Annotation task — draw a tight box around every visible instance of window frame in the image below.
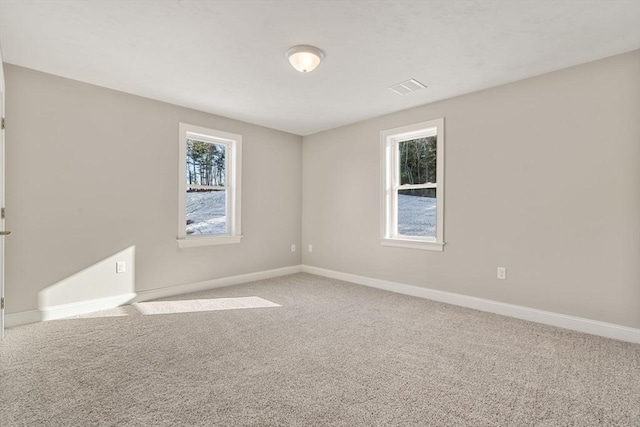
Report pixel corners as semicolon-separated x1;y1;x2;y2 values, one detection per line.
380;118;445;251
177;123;242;248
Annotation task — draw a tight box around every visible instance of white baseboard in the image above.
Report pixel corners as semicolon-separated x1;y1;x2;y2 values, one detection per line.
41;293;138;321
5;309;41;328
134;265;302;303
5;293;138;327
301;265;640;344
4;265;302;328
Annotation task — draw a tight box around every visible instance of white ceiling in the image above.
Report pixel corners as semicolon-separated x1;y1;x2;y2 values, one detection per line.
1;1;638;136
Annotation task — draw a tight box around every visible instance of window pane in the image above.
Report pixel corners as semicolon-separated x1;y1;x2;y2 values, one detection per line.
397;188;436;238
186;139;226;186
399;136;437;185
186;189;226;235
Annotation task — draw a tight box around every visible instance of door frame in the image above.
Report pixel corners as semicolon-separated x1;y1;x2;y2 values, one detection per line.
0;51;6;339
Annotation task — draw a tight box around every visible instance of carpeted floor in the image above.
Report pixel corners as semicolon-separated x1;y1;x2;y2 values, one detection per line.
1;273;639;426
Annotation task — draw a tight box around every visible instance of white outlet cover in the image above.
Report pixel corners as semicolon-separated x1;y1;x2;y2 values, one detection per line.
116;261;126;273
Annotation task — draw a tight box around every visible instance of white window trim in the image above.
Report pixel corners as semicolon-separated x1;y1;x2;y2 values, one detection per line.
380;118;445;251
177;123;242;248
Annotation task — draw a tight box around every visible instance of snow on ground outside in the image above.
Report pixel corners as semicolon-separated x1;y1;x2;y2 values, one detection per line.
186;191;435;237
186;191;226;235
398;195;436;238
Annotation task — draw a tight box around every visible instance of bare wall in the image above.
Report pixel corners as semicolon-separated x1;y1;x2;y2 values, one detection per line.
5;64;302;314
302;50;640;328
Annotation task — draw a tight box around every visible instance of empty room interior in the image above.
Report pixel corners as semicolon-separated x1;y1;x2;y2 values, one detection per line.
1;1;639;426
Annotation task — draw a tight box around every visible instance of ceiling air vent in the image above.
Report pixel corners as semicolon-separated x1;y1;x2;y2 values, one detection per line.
388;78;427;95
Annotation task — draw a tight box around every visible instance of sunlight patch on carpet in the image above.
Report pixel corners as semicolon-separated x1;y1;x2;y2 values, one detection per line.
133;296;281;315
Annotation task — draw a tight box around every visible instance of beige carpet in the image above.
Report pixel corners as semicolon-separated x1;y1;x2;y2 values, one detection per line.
1;273;639;426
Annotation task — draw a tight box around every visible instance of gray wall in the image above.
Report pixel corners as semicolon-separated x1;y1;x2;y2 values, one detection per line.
5;65;302;314
302;51;640;328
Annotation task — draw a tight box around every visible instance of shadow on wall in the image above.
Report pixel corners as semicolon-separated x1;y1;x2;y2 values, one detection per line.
38;246;137;320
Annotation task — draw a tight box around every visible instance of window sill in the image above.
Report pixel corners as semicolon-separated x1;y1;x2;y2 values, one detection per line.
177;235;242;248
380;238;444;252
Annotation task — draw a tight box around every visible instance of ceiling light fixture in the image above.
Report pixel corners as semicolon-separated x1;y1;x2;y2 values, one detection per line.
286;45;324;73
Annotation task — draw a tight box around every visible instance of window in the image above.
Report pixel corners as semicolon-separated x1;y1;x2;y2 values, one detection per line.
381;118;444;251
178;123;242;247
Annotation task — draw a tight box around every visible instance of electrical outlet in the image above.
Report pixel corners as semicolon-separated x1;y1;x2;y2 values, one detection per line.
116;261;126;274
497;267;507;280
308;244;313;252
291;244;296;252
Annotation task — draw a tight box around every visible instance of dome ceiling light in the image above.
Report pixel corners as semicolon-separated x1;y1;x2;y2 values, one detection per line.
286;45;325;73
